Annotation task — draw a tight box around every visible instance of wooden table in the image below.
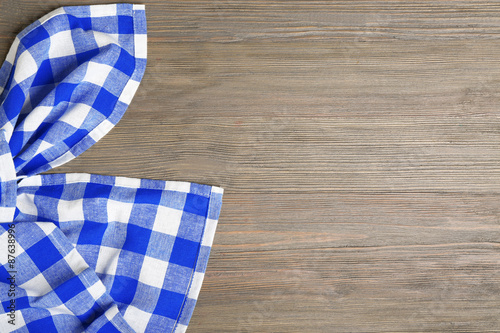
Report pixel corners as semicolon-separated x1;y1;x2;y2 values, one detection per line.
2;1;499;332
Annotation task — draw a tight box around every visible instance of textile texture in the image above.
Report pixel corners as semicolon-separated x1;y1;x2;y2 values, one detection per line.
0;4;223;333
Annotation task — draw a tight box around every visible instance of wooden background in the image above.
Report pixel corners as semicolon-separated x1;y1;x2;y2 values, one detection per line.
2;1;500;332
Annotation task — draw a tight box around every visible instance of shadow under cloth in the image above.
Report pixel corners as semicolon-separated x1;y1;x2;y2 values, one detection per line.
0;4;223;332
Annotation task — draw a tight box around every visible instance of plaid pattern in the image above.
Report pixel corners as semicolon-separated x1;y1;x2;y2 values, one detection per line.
0;4;223;333
0;3;147;177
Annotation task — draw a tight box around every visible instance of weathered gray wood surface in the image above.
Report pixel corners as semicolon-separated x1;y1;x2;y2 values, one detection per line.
2;1;500;332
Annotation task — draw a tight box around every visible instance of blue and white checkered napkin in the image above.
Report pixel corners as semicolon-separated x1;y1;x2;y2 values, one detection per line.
0;4;223;332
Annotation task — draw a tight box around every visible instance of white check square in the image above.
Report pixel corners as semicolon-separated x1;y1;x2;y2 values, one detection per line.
95;246;120;275
152;206;183;236
90;4;117;18
14;51;37;83
19;273;52;297
124;305;152;332
107;200;134;223
83;62;113;87
59;103;92;129
138;255;168;289
49;30;76;58
58;199;84;222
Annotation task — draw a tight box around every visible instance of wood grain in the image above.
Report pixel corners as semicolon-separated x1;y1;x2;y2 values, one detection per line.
2;1;500;332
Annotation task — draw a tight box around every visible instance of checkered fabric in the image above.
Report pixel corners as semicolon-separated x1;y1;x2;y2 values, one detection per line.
0;4;223;333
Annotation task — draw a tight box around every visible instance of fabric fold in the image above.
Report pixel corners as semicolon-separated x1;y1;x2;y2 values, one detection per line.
0;3;147;177
0;4;222;333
